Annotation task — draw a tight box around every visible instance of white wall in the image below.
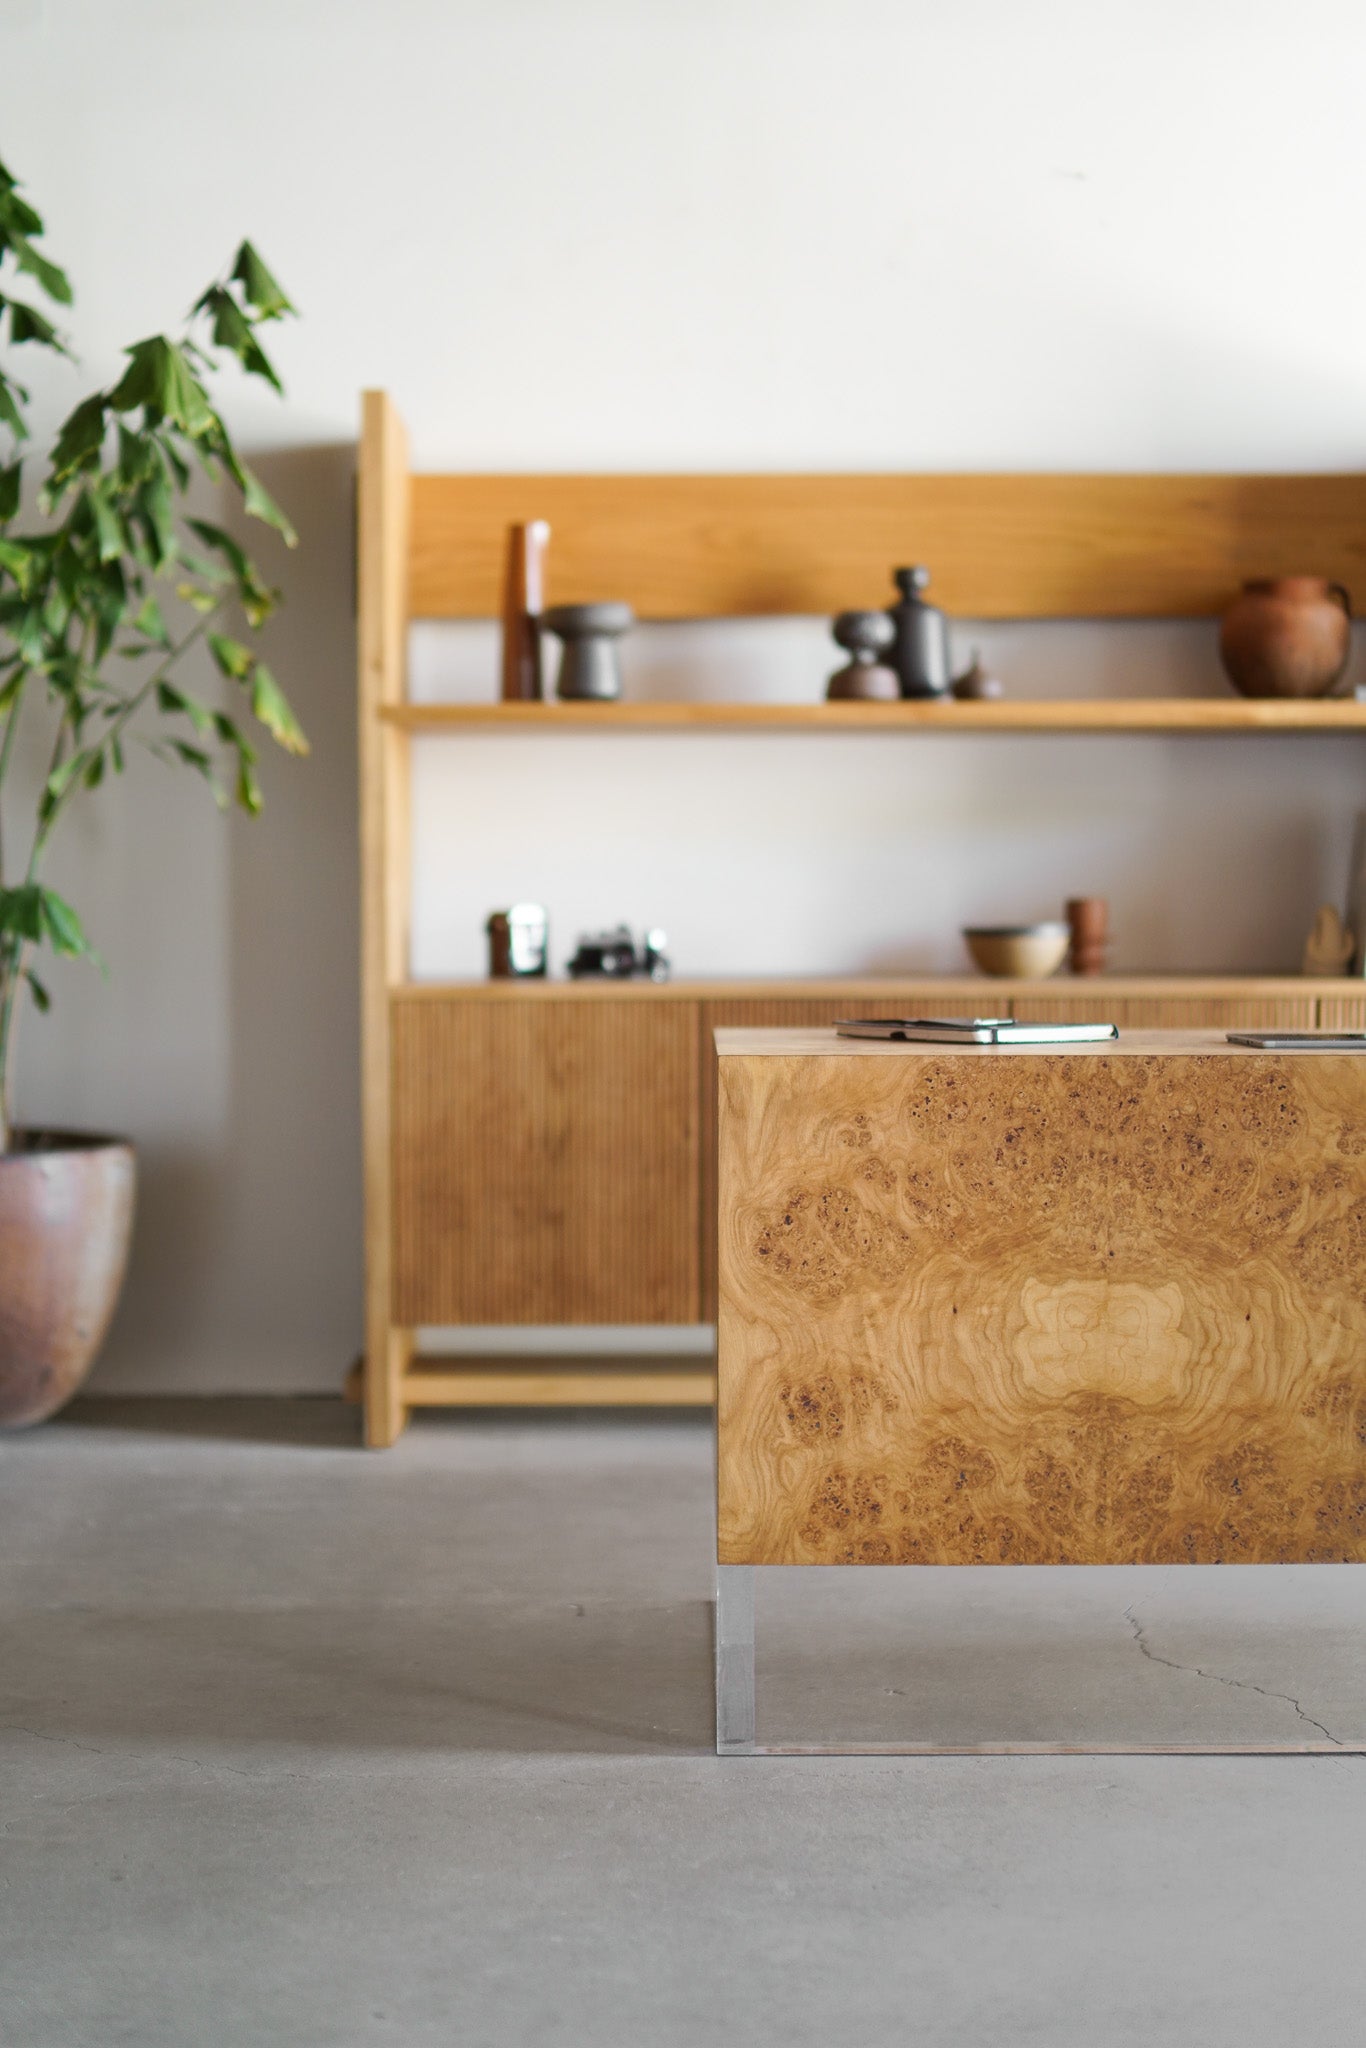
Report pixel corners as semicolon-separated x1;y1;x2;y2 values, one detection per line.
4;0;1366;1390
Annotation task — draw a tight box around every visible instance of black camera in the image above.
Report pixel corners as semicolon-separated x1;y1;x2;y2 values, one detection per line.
566;925;670;982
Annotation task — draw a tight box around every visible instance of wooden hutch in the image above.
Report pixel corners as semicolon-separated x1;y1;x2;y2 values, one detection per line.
358;389;1366;1444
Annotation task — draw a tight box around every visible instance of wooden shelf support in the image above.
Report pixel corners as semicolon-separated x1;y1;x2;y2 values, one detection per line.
359;391;414;1446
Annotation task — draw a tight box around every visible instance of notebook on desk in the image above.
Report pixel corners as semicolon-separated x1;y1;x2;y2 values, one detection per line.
835;1017;1119;1045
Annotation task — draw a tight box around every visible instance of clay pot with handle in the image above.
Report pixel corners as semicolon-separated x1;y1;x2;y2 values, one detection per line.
1219;577;1352;700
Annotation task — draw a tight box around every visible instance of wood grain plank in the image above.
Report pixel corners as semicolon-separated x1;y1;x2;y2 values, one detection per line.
403;1360;715;1406
358;391;413;1446
382;698;1366;731
408;472;1366;621
717;1042;1366;1565
391;995;700;1324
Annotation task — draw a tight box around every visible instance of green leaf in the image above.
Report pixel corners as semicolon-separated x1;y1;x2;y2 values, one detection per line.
38;887;89;957
186;516;249;579
47;395;106;484
240;465;296;546
249;662;308;755
84;751;104;789
236;752;262;814
88;486;126;564
0;377;27;440
229;242;294;319
9;234;72;307
134;593;171;648
108;337;213;435
186;517;276;625
0;536;32;583
137;467;175;568
42;749;94;813
176;580;220;614
208;631;253;680
6;298;61;348
157;680;212;734
0;883;42;941
24;966;50;1013
213;709;256;759
0;459;20;520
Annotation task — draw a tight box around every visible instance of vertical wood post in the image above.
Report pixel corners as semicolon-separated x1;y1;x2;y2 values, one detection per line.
358;391;413;1445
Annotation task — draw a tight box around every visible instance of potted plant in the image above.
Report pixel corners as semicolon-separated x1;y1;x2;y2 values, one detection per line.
0;158;307;1426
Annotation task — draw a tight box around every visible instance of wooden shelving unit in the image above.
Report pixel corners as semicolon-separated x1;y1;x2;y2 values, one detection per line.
385;698;1366;733
357;389;1366;1444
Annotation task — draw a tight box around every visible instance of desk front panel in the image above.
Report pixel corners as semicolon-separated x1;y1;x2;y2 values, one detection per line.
717;1047;1366;1566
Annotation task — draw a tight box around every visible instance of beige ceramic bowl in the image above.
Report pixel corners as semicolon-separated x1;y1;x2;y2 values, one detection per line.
963;923;1069;979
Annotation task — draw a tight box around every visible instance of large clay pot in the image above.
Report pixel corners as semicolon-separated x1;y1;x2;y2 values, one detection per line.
1219;576;1352;699
0;1133;136;1428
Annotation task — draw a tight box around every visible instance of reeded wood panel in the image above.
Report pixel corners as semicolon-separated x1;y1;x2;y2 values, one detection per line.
1317;992;1366;1030
1011;993;1319;1030
408;472;1366;621
717;1039;1366;1566
391;997;699;1324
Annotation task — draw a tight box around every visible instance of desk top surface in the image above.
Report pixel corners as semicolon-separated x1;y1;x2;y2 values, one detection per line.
713;1026;1359;1059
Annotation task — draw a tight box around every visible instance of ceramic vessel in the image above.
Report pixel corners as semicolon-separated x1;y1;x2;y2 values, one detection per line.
963;924;1070;979
0;1133;136;1428
1219;577;1351;700
543;602;634;701
887;566;952;699
826;610;900;701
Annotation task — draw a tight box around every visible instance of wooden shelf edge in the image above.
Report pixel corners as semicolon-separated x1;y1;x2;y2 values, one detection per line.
381;698;1366;734
402;1358;717;1408
391;975;1358;1001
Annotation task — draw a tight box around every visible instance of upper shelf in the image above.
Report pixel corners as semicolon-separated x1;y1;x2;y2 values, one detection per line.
382;698;1366;734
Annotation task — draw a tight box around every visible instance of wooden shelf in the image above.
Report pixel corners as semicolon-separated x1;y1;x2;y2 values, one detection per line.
382;698;1366;734
392;975;1344;1002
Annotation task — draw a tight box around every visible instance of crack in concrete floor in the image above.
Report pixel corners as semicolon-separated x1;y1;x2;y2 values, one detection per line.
1122;1606;1350;1749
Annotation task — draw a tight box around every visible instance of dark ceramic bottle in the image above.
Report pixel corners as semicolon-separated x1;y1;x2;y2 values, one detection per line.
887;566;951;698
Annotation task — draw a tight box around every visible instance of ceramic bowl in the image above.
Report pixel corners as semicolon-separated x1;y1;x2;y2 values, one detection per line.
963;923;1069;979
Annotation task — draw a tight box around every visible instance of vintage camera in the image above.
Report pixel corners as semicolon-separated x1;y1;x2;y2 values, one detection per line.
566;925;670;982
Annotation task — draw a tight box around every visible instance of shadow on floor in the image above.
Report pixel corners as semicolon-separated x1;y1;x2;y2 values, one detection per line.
1;1597;718;1758
56;1396;362;1450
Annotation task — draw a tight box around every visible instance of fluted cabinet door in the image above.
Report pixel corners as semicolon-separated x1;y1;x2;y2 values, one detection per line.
390;996;700;1324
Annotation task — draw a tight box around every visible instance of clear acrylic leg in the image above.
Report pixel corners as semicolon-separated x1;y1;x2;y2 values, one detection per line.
715;1565;756;1754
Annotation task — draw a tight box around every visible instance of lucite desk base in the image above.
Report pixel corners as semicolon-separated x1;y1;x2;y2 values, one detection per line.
715;1566;1366;1756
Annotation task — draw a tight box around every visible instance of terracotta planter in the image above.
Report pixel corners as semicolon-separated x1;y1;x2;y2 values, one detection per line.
0;1132;136;1428
1219;576;1352;700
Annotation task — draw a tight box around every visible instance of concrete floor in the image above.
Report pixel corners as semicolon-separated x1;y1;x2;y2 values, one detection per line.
2;1402;1365;2047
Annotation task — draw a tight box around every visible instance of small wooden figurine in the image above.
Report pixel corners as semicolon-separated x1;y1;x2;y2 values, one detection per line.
1302;903;1355;976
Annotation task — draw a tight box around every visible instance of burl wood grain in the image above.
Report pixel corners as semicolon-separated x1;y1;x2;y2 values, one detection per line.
717;1049;1366;1565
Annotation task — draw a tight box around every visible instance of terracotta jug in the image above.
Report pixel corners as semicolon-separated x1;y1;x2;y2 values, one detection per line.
1219;576;1351;700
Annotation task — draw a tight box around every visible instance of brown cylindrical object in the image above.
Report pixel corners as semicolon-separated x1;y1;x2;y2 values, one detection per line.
1067;897;1109;976
0;1134;136;1428
1218;576;1351;701
500;520;550;701
486;911;513;977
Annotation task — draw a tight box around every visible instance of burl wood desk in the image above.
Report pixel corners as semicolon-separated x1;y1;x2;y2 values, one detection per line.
714;1028;1366;1754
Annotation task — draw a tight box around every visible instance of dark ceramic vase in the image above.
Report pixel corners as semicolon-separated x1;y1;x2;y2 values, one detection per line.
0;1132;136;1428
1219;577;1351;700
